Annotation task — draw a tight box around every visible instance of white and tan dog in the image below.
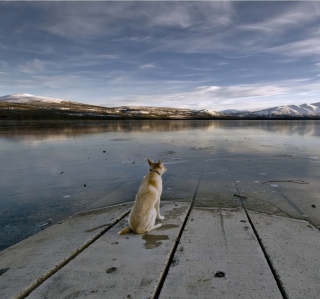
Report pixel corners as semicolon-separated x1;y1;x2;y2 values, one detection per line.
118;159;167;235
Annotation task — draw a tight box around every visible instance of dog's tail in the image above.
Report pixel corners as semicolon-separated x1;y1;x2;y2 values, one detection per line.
118;226;132;235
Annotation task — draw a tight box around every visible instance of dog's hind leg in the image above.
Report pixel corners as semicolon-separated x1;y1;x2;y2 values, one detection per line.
145;208;162;233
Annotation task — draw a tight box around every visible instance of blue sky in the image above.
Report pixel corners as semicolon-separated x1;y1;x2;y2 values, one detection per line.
1;1;320;111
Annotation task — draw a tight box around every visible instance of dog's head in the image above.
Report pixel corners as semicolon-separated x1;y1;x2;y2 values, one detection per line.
148;159;167;175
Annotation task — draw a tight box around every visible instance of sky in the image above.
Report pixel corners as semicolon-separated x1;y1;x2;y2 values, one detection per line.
1;1;320;111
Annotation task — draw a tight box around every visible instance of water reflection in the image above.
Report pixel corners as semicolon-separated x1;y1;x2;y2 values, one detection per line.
1;120;320;142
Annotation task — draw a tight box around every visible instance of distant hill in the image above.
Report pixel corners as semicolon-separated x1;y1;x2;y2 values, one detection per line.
1;94;319;120
0;94;66;104
0;94;121;120
0;94;225;120
219;109;250;115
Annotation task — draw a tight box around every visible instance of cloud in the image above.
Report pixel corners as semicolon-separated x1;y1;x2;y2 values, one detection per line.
0;61;8;68
236;2;320;58
99;78;320;111
150;1;234;29
184;83;291;106
19;1;234;40
19;59;46;74
55;54;119;70
265;37;320;58
149;2;320;58
2;1;319;60
239;2;320;35
194;86;221;94
218;84;289;98
139;64;157;69
37;2;128;38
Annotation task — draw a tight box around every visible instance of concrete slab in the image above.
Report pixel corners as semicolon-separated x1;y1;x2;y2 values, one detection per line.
0;203;131;299
162;161;202;202
194;160;242;209
249;211;320;299
159;207;282;299
229;158;307;219
230;157;320;225
28;202;190;299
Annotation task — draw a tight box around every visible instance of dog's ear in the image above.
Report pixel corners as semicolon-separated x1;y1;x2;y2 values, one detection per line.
148;159;153;166
157;160;163;166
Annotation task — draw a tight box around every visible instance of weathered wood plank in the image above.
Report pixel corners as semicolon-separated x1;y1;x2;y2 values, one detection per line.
27;202;190;299
159;207;282;299
0;203;131;299
249;211;320;299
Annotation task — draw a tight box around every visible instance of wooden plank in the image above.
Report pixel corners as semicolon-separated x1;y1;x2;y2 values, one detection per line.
0;203;131;299
28;202;190;299
159;208;282;299
249;211;320;299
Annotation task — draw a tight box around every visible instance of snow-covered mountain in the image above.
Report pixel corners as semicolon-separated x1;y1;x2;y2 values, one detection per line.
220;102;320;118
0;94;65;104
252;103;320;117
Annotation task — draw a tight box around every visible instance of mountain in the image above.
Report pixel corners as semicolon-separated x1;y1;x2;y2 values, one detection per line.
0;94;65;104
115;106;223;119
1;94;319;120
251;103;320;117
0;94;225;120
219;109;250;115
220;103;320;119
0;94;123;120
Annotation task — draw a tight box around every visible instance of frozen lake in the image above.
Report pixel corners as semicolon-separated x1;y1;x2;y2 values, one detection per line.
1;120;320;251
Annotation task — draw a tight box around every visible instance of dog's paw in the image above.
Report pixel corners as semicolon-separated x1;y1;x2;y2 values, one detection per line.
158;215;165;220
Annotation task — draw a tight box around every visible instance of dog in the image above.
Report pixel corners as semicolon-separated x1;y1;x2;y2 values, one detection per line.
118;159;167;235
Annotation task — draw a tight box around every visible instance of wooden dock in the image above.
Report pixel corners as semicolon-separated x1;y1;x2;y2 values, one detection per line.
1;201;319;299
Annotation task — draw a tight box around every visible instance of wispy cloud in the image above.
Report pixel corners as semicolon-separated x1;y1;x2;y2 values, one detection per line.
194;86;221;94
31;2;233;39
237;2;320;58
239;2;320;34
150;2;320;58
139;64;158;69
19;59;46;74
266;36;320;58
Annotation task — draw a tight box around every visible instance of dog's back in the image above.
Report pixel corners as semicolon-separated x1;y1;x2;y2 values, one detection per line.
118;159;166;235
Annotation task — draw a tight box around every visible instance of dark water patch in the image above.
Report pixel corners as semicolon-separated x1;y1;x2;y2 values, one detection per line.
163;205;189;218
195;199;240;209
158;224;179;231
0;267;10;276
243;198;302;219
142;234;169;249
